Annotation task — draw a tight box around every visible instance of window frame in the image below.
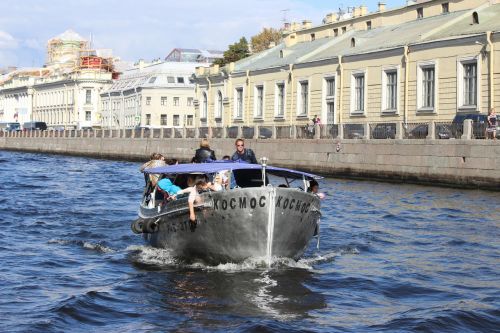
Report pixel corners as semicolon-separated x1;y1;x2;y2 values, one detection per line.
253;84;264;119
274;81;286;119
233;86;244;120
381;66;400;114
216;90;223;120
201;92;208;120
457;56;480;112
296;79;310;117
416;60;438;113
322;74;337;124
350;70;367;115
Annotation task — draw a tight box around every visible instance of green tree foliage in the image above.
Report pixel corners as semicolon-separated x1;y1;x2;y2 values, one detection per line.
213;37;249;66
251;28;283;53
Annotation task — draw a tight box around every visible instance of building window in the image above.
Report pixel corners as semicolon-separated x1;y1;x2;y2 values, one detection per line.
310;33;315;41
298;80;309;116
216;91;223;119
173;97;180;106
201;92;208;119
351;72;366;114
417;62;437;111
342;26;346;33
366;21;372;30
167;76;175;83
324;77;336;124
148;76;157;84
173;115;179;126
254;85;264;118
187;97;193;106
187;115;193;126
160;114;167;125
146;97;151;105
85;111;91;121
177;77;184;83
458;59;479;109
442;3;449;14
417;7;423;19
85;89;91;104
275;83;285;117
161;96;167;105
382;69;398;112
145;114;151;125
472;12;479;24
235;87;243;119
333;28;338;37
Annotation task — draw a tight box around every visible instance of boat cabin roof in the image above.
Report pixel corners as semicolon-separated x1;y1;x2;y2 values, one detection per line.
145;161;322;180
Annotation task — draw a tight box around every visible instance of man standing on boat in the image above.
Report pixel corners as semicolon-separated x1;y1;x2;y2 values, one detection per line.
231;138;257;164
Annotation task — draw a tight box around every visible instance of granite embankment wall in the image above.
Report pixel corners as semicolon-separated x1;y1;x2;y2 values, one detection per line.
1;136;499;190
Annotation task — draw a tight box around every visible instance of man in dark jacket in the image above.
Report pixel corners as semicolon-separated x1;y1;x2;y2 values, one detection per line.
231;138;257;164
193;139;216;163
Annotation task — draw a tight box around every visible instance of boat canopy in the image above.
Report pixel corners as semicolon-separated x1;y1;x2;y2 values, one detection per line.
144;161;322;180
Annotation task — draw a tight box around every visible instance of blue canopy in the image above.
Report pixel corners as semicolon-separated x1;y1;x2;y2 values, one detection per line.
144;161;322;180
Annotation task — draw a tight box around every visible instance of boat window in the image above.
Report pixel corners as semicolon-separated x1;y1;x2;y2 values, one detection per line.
233;169;268;188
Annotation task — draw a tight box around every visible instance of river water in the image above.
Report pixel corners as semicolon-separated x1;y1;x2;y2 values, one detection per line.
0;150;498;332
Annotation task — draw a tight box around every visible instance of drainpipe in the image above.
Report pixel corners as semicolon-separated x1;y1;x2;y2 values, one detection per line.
289;64;294;127
245;70;250;126
338;56;343;124
206;76;212;127
486;31;494;110
403;45;409;125
134;87;139;127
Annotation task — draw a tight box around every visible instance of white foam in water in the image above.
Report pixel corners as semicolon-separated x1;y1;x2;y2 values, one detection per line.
249;271;296;320
126;245;177;266
82;242;115;253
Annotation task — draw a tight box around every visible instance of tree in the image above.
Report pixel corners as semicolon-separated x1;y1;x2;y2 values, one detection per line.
251;28;283;53
213;37;250;67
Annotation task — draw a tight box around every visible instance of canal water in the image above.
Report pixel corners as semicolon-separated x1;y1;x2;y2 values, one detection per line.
0;150;498;332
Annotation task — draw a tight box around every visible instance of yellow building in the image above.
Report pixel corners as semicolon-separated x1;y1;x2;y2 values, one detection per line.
194;0;500;131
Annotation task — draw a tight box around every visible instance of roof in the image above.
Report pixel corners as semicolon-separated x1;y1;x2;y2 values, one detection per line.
50;29;86;42
231;3;500;73
145;161;322;180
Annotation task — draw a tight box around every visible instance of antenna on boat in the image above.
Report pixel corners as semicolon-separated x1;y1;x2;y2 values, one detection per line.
260;157;268;186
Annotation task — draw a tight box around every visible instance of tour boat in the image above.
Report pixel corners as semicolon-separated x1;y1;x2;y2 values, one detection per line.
131;160;322;265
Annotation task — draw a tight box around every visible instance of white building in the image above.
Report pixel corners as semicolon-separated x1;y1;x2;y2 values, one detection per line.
0;30;115;129
100;61;201;128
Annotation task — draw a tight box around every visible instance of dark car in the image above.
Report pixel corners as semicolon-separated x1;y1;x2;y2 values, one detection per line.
258;127;273;139
452;113;488;139
23;121;47;131
371;123;396;139
405;123;451;139
344;124;364;139
0;122;21;132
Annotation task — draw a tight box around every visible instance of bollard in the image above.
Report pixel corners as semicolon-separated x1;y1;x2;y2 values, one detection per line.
254;126;259;139
427;120;435;140
272;125;277;139
462;119;472;140
396;121;404;140
337;123;344;139
364;123;371;140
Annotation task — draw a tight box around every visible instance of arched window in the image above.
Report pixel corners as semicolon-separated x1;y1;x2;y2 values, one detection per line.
351;38;356;47
472;12;479;24
216;91;223;119
202;92;208;119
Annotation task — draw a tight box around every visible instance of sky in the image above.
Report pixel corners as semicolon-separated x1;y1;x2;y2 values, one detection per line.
0;0;404;68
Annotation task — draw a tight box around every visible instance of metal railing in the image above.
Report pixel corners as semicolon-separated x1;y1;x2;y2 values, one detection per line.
2;121;491;141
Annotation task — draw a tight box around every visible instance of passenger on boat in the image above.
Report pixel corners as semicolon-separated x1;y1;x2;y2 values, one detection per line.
157;178;182;197
140;153;167;186
231;138;257;164
222;155;230;161
193;139;216;163
177;175;220;223
307;180;325;199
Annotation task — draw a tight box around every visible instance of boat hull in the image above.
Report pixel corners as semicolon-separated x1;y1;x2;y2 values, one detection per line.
136;187;321;264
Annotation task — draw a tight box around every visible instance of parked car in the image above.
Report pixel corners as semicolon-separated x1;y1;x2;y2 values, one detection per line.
371;123;396;139
0;122;21;132
258;127;273;139
405;123;451;139
451;113;488;139
344;124;364;139
23;121;47;131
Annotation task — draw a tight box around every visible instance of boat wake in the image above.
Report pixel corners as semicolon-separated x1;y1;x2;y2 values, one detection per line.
126;245;360;272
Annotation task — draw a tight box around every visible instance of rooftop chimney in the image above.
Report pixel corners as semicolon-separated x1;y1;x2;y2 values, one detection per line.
360;5;368;16
302;20;312;29
353;7;361;17
378;2;386;12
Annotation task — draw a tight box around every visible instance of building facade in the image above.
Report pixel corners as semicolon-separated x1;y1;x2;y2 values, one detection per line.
100;61;200;128
0;30;115;129
194;0;500;128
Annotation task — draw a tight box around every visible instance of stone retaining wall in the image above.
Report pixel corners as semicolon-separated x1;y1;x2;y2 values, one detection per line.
1;136;499;190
